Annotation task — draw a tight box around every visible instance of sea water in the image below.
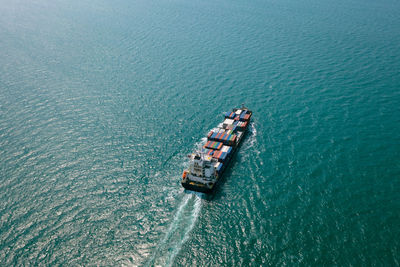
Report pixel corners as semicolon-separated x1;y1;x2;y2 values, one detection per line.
0;0;399;265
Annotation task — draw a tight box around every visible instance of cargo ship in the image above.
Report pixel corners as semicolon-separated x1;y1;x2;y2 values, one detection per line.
181;105;252;193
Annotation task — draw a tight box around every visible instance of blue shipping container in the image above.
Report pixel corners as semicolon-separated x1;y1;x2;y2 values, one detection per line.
219;152;228;161
217;163;223;172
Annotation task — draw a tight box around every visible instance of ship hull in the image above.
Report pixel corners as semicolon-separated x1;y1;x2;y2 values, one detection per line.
181;107;252;194
183;129;248;194
181;182;214;193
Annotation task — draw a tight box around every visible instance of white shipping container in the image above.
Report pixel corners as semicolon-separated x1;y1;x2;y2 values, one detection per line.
224;119;234;125
235;110;242;115
221;146;230;152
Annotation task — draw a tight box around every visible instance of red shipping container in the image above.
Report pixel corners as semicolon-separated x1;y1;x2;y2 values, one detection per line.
208;141;213;148
220;133;226;141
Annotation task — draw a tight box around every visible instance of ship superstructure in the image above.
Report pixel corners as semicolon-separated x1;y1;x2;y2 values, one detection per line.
181;106;252;193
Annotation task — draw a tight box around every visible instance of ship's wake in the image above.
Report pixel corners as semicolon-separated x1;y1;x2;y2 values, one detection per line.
146;192;202;266
248;122;258;149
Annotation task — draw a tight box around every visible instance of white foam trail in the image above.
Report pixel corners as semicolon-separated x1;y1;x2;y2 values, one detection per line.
241;122;257;153
248;122;257;148
159;194;191;244
165;195;202;266
145;194;191;266
195;137;207;150
250;123;264;166
146;193;202;267
146;133;208;266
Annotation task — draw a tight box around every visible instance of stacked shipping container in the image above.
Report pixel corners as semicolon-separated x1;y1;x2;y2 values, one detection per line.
202;109;252;171
182;107;252;193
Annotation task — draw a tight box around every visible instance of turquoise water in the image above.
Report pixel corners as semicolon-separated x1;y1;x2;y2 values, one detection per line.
1;0;400;265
